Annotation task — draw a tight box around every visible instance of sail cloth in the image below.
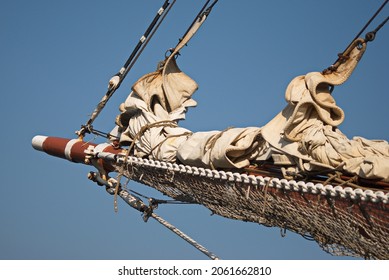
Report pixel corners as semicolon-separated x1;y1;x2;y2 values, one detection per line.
114;57;196;162
261;38;389;181
177;128;265;169
113;38;389;181
113;9;267;169
114;56;265;168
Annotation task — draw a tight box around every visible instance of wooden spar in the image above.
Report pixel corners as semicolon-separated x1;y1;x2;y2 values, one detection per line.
31;135;123;172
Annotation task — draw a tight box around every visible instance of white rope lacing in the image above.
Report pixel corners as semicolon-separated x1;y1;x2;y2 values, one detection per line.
94;152;389;204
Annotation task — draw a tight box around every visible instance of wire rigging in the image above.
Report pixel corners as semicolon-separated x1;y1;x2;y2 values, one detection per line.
88;171;219;260
352;0;388;42
180;0;211;42
76;0;220;141
165;0;219;58
324;0;388;73
76;0;176;139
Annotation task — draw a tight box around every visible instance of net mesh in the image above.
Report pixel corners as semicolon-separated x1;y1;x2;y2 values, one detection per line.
118;160;389;259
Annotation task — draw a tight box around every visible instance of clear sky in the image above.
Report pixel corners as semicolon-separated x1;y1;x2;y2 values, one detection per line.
1;0;388;260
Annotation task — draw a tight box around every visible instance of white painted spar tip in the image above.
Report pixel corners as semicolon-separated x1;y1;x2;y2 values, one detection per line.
31;135;48;151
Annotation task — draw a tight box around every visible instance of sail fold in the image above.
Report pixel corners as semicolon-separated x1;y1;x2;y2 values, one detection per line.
113;38;389;181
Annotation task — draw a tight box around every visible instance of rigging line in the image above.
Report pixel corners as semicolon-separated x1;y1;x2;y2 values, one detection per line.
129;189;194;205
123;1;171;70
89;127;119;140
150;211;220;260
76;0;176;138
121;0;177;80
89;171;220;260
167;0;219;56
324;0;388;73
204;0;219;15
352;0;388;42
369;15;389;37
179;0;211;41
189;0;219;34
375;15;389;32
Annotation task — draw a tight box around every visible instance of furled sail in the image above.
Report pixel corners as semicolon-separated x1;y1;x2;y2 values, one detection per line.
113;38;389;181
261;38;389;182
114;57;197;162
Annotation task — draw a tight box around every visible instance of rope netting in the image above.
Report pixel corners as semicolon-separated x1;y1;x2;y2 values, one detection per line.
108;155;389;259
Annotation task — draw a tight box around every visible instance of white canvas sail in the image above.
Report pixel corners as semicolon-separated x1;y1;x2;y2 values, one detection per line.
113;37;389;181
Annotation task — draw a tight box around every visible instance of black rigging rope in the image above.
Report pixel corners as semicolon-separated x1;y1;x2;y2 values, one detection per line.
77;0;176;138
166;0;219;57
324;0;388;73
120;1;176;82
78;0;219;139
89;127;119;140
352;0;388;42
88;172;219;260
181;0;211;40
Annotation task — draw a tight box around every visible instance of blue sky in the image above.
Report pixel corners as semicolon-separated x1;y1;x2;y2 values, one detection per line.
1;0;388;260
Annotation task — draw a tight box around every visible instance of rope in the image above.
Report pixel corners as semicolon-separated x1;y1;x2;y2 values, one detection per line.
88;172;219;260
165;0;219;58
121;0;177;81
114;120;178;212
352;0;388;42
364;15;389;42
76;0;176;138
89;127;119;140
149;131;193;156
323;0;388;73
95;152;389;204
261;178;271;214
180;0;219;41
179;0;211;43
128;188;194;205
150;212;220;260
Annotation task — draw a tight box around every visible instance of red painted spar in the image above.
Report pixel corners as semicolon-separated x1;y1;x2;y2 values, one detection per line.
31;135;123;171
